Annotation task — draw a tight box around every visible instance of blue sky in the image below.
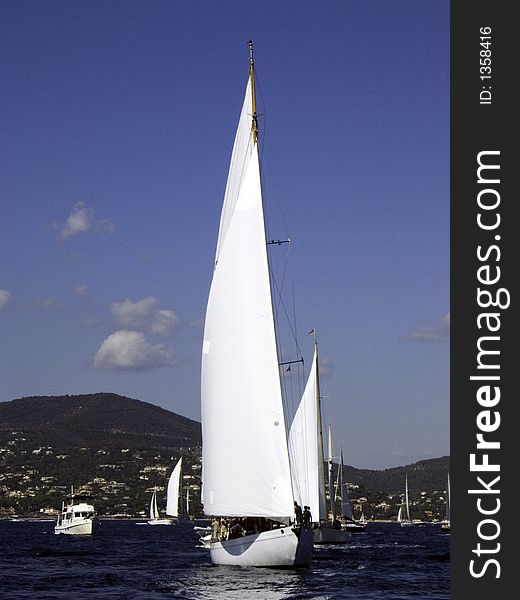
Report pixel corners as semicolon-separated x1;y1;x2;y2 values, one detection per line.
0;0;449;469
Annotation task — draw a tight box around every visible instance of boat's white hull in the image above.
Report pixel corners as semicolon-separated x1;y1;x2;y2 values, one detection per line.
210;526;313;567
54;518;96;535
313;525;351;544
341;522;367;533
148;518;175;525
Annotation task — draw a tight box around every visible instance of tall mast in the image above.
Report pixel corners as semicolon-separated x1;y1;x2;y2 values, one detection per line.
248;40;258;143
314;335;328;522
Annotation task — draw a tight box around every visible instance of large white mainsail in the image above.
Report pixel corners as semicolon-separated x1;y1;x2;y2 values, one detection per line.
166;457;182;518
288;342;327;521
201;74;294;519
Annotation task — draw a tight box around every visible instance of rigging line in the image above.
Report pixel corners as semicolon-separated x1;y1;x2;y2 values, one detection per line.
269;262;304;360
292;282;304;400
255;70;291;241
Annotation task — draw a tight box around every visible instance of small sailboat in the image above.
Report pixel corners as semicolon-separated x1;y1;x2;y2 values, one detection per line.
288;338;350;544
441;472;450;533
398;474;413;526
200;41;313;567
147;457;182;525
54;486;97;535
336;448;367;532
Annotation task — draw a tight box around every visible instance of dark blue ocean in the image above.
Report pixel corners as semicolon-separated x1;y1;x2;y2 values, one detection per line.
0;520;449;599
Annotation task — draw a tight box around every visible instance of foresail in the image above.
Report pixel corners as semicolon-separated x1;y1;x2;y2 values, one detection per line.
201;79;294;519
288;344;326;521
166;457;182;517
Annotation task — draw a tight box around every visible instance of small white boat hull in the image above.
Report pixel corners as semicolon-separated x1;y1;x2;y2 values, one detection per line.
313;525;351;544
148;518;175;525
210;526;313;567
54;518;96;536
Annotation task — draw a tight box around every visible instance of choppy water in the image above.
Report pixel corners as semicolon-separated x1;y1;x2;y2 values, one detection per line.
0;520;449;599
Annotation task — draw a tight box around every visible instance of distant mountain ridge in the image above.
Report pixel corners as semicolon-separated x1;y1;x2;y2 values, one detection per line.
0;393;447;490
0;393;201;450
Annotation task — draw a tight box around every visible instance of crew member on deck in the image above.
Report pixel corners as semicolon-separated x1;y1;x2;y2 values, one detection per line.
294;501;303;526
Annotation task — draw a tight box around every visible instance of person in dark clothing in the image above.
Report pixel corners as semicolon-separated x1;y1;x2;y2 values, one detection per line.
302;505;312;526
294;501;303;526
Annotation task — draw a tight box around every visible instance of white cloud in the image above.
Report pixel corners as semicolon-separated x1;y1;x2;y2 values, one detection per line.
93;330;175;370
407;312;450;343
318;357;335;376
32;297;59;309
74;285;89;297
0;289;11;310
110;296;178;336
59;202;114;240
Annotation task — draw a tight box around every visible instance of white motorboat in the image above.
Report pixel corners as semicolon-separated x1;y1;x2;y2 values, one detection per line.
54;486;97;535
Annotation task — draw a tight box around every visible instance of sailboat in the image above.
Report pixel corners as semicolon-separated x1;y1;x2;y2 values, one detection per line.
147;457;182;525
441;472;450;533
398;473;413;527
336;448;367;532
200;41;314;567
288;338;350;544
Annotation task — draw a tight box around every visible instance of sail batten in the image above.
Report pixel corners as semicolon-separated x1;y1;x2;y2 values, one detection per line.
201;76;294;518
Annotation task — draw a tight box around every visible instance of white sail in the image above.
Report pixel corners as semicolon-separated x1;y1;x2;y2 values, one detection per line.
397;505;403;522
446;472;450;523
166;457;182;517
405;474;411;521
201;77;294;518
288;343;327;521
338;449;353;520
149;490;158;520
327;423;335;519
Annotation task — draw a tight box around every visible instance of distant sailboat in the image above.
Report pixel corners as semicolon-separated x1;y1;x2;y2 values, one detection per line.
441;472;450;533
398;474;413;527
336;448;366;532
200;41;314;567
288;338;350;543
148;457;182;525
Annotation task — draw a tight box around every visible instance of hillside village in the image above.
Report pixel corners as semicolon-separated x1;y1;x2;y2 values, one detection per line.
0;394;449;521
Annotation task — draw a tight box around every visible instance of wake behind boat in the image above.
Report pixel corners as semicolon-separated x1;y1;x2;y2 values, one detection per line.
54;486;97;535
200;41;313;567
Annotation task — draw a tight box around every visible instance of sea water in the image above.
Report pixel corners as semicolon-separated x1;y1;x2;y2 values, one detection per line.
0;520;449;599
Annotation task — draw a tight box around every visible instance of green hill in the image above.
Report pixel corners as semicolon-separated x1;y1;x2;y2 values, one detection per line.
0;393;448;520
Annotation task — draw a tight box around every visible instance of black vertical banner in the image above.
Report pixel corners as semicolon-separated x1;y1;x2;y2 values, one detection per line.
451;1;515;598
